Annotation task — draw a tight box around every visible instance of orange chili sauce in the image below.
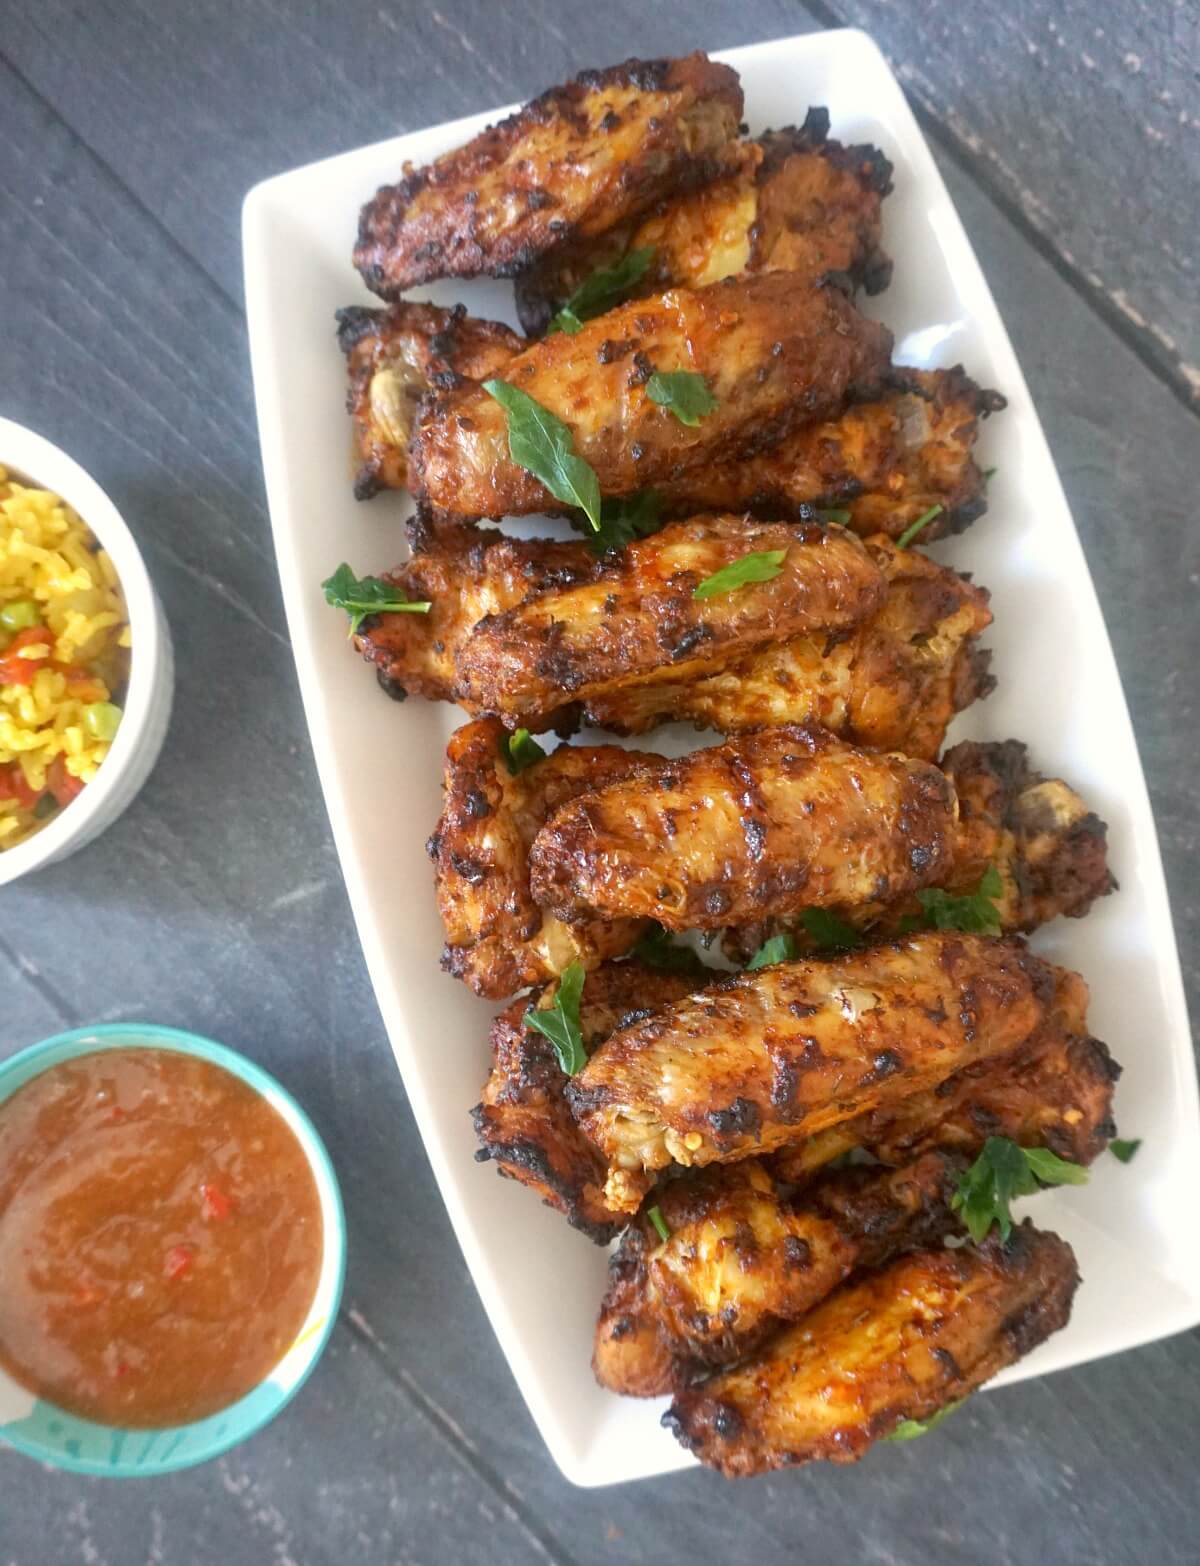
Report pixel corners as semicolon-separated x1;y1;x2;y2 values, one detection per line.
0;1048;323;1427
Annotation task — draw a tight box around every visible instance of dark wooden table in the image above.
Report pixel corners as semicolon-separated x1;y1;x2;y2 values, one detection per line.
2;2;1197;1561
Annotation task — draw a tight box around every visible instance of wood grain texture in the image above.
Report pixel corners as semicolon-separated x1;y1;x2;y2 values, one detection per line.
1;3;1199;1562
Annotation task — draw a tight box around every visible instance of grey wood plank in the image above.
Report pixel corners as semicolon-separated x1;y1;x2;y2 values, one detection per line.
810;0;1200;408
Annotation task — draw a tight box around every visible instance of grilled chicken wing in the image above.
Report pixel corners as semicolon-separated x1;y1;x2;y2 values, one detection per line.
409;275;892;522
353;523;593;706
515;108;893;335
664;1224;1079;1475
337;304;525;499
568;932;1058;1213
654;367;1006;540
582;535;993;755
723;738;1114;962
529;725;958;932
770;965;1118;1180
429;718;657;998
354;54;744;297
453;520;886;731
472;961;698;1241
594;1152;963;1396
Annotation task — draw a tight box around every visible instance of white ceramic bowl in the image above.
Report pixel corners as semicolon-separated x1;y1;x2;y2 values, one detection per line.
0;418;174;885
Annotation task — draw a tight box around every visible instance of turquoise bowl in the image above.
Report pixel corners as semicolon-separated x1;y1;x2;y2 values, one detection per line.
0;1024;346;1477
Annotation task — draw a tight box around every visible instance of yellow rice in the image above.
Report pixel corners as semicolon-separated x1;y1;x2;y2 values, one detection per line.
0;465;131;848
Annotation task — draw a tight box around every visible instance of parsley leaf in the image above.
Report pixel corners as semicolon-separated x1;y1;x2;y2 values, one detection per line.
1110;1137;1142;1164
546;247;656;335
633;922;708;975
586;491;664;555
950;1136;1088;1244
885;1401;963;1442
645;370;718;427
524;961;587;1075
814;507;852;525
647;1205;672;1243
895;503;945;551
916;865;1004;937
693;549;788;601
483;380;601;531
322;563;431;636
503;728;546;775
747;932;796;970
982;466;998;482
801;908;862;951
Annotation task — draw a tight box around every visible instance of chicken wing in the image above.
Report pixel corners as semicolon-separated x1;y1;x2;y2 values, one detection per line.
653;367;1006;540
515;108;893;335
472;960;699;1242
664;1224;1079;1475
528;725;958;932
581;534;993;755
337;303;525;499
770;965;1119;1180
594;1152;963;1396
429;718;658;998
567;932;1059;1213
453;520;887;731
723;738;1115;962
352;523;593;706
409;275;892;522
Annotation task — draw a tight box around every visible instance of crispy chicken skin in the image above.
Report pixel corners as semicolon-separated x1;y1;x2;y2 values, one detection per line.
354;54;745;297
582;534;993;755
655;367;1006;540
594;1153;963;1396
409;275;893;522
567;933;1058;1212
664;1224;1079;1476
353;523;593;707
724;738;1115;962
770;966;1118;1180
336;304;525;499
453;520;886;730
473;961;697;1241
515;108;894;335
429;718;656;998
529;725;958;932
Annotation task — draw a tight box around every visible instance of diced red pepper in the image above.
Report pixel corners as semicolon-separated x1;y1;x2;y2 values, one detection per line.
47;756;85;807
164;1245;193;1280
0;626;52;686
0;764;41;810
200;1182;233;1221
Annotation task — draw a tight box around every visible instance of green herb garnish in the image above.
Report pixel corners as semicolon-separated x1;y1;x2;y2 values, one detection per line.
747;933;796;970
645;370;718;427
814;507;852;525
915;865;1004;937
322;563;431;635
950;1136;1088;1244
800;908;862;951
885;1401;963;1442
647;1205;672;1243
1110;1138;1142;1164
504;728;546;775
524;960;587;1075
633;922;708;975
483;380;601;531
587;491;664;555
546;247;656;335
693;549;788;601
982;466;998;482
895;503;945;551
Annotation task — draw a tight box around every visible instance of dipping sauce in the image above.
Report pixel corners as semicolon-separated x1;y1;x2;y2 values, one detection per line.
0;1048;323;1427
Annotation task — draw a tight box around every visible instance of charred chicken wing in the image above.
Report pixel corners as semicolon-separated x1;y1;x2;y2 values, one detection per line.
594;1152;963;1396
354;54;745;296
664;1224;1079;1475
528;725;958;931
567;932;1059;1212
409;275;892;522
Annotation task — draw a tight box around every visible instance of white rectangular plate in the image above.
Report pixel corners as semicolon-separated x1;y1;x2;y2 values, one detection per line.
244;29;1200;1487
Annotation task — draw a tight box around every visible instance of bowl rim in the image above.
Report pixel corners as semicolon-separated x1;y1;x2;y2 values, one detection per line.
0;417;169;886
0;1022;347;1477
